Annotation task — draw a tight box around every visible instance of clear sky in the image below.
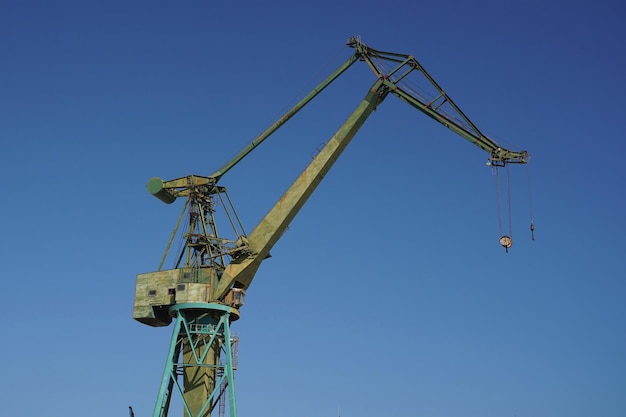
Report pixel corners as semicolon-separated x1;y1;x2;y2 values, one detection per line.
2;1;625;416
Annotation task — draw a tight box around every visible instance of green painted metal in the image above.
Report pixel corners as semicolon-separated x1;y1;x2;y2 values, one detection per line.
212;79;389;300
136;81;388;415
135;37;530;417
208;53;360;182
152;303;239;417
346;36;529;164
148;177;177;204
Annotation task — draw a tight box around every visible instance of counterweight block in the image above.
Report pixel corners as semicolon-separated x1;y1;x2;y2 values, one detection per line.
147;177;177;204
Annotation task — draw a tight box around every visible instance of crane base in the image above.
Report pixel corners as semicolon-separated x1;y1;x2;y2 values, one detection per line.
152;303;239;417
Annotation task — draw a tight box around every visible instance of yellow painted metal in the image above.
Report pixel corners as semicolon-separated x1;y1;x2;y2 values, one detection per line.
213;79;388;300
182;337;220;417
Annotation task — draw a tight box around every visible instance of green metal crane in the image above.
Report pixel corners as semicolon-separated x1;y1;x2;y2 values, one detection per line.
133;36;529;417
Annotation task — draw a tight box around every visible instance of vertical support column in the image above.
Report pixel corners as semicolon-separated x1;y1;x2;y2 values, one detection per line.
154;318;184;417
221;313;237;417
152;303;239;417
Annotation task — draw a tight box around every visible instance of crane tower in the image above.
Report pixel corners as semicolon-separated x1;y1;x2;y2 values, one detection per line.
133;37;529;417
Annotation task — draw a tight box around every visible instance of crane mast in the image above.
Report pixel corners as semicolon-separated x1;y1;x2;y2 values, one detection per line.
133;37;528;417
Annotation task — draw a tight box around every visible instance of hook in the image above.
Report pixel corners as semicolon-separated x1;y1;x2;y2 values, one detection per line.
500;236;512;254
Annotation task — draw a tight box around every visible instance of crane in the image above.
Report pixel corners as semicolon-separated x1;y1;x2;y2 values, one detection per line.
133;37;529;417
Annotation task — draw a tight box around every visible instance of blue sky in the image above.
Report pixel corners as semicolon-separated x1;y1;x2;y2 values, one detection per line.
1;1;625;416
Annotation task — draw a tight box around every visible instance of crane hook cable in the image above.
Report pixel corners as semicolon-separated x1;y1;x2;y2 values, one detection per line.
527;163;535;240
495;166;503;238
506;163;513;242
494;164;514;252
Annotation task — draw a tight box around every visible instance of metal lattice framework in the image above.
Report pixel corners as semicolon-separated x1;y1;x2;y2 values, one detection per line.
153;303;239;417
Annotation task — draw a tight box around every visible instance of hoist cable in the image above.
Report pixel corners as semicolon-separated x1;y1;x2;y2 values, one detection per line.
506;163;513;240
527;163;535;240
494;166;503;237
158;198;189;271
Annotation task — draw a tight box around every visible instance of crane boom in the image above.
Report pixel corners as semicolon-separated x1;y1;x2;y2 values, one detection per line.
212;39;528;297
213;79;388;299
